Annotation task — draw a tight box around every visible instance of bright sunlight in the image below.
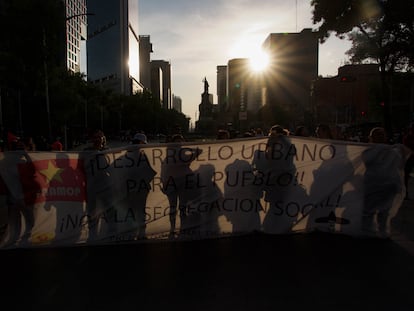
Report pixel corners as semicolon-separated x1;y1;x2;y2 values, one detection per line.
249;49;270;72
228;31;270;73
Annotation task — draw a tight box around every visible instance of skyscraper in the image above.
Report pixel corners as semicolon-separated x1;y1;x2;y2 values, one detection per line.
151;60;171;109
262;28;319;123
86;0;143;95
64;0;88;74
139;35;153;90
225;58;265;128
216;65;227;113
172;95;182;113
227;58;249;123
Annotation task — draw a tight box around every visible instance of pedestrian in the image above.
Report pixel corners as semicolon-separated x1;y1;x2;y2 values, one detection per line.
255;128;264;137
7;131;19;151
216;129;230;140
257;125;298;233
51;137;63;151
368;127;387;144
170;134;185;142
161;133;200;237
128;131;155;239
402;124;414;199
294;125;309;137
315;123;333;139
362;126;402;237
131;132;148;144
15;136;35;151
84;130;107;151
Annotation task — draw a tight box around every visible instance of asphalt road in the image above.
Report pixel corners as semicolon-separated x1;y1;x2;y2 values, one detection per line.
1;203;414;311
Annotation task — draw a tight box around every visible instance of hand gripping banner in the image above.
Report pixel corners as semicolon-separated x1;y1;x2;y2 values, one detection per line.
0;136;410;249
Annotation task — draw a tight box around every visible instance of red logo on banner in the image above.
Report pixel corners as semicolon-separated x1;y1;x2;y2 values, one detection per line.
18;158;86;205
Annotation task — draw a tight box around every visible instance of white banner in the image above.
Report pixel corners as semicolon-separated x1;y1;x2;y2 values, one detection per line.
0;136;410;249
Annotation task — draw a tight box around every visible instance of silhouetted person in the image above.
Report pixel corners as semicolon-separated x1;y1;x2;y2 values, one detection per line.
0;173;11;246
51;137;63;151
161;135;201;237
216;129;230;140
132;132;148;145
42;153;87;245
402;124;414;199
4;149;39;246
127;134;155;239
223;159;262;234
83;130;113;243
315;124;333;139
254;125;298;233
189;164;222;237
305;143;354;233
294;125;310;137
84;130;108;151
361;127;405;237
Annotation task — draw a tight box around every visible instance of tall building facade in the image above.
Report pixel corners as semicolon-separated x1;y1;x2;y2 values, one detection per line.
312;64;381;127
150;65;163;105
225;58;266;128
151;60;171;109
262;28;319;124
139;35;153;90
172;95;182;113
196;78;215;135
227;58;249;114
64;0;88;74
86;0;143;95
216;65;227;113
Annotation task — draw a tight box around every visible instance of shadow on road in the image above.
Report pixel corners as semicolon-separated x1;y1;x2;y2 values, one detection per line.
1;232;414;310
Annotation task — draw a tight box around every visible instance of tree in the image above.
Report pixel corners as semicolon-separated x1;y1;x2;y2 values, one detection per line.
311;0;414;132
0;0;190;143
0;0;66;137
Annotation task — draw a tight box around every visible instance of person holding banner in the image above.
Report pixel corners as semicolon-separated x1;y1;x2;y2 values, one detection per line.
1;150;39;246
161;134;202;238
84;130;108;151
0;174;9;245
254;125;298;234
315;123;333;139
362;127;405;237
224;159;262;234
403;124;414;199
128;133;155;239
83;130;114;243
190;164;223;236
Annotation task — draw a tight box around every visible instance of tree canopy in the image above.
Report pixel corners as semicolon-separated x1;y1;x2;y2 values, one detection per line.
0;0;189;146
311;0;414;132
311;0;414;73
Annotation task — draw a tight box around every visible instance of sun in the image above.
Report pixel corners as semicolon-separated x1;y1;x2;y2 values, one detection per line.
249;49;270;72
228;34;270;73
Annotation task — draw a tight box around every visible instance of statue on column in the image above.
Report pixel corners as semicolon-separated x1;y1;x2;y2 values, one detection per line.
203;77;209;94
199;77;213;119
196;77;216;135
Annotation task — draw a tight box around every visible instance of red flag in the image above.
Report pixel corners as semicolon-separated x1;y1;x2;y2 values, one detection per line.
18;158;86;204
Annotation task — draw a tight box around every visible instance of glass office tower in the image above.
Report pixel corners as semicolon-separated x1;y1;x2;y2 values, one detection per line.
86;0;143;95
64;0;88;74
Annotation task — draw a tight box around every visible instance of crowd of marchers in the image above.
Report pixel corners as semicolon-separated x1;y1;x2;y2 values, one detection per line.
2;122;414;199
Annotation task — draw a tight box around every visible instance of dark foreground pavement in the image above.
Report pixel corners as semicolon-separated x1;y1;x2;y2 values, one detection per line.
1;201;414;311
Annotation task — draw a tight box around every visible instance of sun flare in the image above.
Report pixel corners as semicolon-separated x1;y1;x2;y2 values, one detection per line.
228;33;270;73
249;49;270;72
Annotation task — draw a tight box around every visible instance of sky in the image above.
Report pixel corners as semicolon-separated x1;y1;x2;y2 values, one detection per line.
138;0;353;124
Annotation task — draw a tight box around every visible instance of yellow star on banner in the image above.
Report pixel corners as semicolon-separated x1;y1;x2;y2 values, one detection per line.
39;161;64;184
